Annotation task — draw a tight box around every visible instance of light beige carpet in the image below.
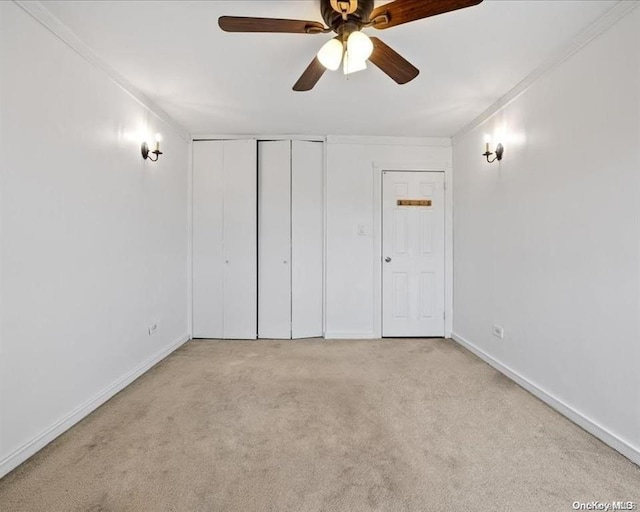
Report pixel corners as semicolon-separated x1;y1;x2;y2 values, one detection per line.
0;338;638;511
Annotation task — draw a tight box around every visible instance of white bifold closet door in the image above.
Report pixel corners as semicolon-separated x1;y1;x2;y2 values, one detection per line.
258;141;291;338
291;141;323;338
258;140;323;339
193;139;257;339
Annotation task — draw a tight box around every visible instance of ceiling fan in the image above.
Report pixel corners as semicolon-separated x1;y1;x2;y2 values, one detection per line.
219;0;483;91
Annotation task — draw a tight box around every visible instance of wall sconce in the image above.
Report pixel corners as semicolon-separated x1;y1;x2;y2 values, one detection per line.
483;141;504;163
141;133;163;162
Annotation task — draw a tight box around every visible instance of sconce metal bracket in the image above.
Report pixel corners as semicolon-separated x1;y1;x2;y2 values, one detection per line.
483;143;504;163
141;141;163;162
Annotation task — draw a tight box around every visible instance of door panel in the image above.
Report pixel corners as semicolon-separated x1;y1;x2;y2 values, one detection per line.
419;211;434;254
392;273;409;319
382;171;445;337
222;140;257;339
394;209;408;254
419;272;436;318
291;141;323;339
258;141;292;339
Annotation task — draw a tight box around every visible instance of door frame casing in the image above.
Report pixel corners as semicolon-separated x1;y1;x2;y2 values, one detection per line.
372;163;453;339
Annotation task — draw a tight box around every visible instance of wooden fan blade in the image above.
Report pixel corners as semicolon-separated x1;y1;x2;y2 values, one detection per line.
370;0;483;30
369;37;419;84
293;57;326;91
218;16;327;34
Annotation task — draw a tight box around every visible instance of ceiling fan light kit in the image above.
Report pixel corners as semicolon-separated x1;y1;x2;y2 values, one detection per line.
346;30;373;61
343;49;368;75
318;39;343;70
317;28;374;76
218;0;484;91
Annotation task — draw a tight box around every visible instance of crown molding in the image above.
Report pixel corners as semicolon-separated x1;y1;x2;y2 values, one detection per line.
452;0;639;145
192;134;327;142
14;1;191;141
326;135;451;146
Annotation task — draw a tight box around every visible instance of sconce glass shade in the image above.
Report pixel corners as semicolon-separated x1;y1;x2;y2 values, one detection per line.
317;39;343;70
347;31;373;61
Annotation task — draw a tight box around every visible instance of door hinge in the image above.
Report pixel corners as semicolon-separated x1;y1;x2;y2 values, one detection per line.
443;312;446;320
443;181;447;190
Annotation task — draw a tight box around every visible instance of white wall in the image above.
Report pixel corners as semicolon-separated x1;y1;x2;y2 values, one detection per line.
452;7;640;463
0;2;189;476
325;136;452;338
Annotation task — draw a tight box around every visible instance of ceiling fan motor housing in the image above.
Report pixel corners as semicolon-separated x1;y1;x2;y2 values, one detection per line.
321;0;374;31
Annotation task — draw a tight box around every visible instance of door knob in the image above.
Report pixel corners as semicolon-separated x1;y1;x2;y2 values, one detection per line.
384;256;391;263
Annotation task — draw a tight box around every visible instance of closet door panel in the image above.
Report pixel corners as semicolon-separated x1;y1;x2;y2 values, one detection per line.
291;141;324;338
258;141;292;339
192;141;224;338
223;139;258;339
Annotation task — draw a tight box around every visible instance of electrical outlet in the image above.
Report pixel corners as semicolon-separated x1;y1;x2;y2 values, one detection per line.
148;323;158;336
492;325;504;339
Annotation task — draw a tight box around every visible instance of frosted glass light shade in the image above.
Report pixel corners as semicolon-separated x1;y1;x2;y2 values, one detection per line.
317;39;343;71
343;51;367;75
347;31;373;61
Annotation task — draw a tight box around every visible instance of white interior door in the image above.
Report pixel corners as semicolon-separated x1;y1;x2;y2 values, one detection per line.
258;141;291;339
192;141;224;338
192;139;257;340
222;140;257;339
291;140;323;339
382;171;445;337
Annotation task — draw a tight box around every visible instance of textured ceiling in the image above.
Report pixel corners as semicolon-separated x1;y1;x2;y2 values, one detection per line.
44;0;619;136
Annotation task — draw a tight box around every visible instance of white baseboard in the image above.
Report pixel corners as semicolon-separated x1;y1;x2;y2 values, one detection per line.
324;331;376;340
451;332;640;467
0;334;190;478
